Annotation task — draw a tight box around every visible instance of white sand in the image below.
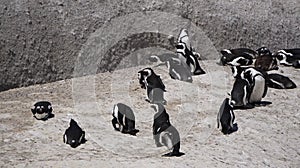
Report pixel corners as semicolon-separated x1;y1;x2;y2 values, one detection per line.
0;60;299;167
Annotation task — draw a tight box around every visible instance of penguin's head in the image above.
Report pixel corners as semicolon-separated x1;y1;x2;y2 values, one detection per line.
274;51;287;62
178;28;189;44
256;47;271;56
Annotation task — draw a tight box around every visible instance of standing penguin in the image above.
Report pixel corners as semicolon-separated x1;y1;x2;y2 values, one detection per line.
217;98;237;134
241;67;268;104
176;29;206;75
63;119;86;148
166;57;193;83
112;103;139;136
254;47;278;71
230;78;254;109
31;101;54;121
138;68;167;104
149;55;193;83
151;103;185;157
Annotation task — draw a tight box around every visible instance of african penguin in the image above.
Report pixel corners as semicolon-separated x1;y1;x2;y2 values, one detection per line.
254;47;278;71
149;54;193;83
274;49;300;66
176;29;206;75
220;48;256;66
151;103;184;157
112;103;139;136
217;98;236;134
166;57;193;83
267;73;297;89
230;78;254;109
138;68;167;104
63;119;86;148
241;67;268;104
31;101;54;121
138;68;166;91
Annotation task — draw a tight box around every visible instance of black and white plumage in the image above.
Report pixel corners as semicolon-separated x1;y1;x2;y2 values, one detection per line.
176;29;206;75
217;98;236;134
151;103;184;157
241;67;268;103
166;57;193;83
31;101;54;121
230;78;253;109
220;48;256;66
112;103;139;136
149;55;193;83
267;73;297;89
254;47;278;71
138;68;166;91
63;119;86;148
138;68;167;104
274;49;300;66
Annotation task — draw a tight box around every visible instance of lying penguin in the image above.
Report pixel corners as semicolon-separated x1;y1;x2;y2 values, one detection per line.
267;73;297;89
151;103;185;157
220;48;256;66
31;101;54;121
274;48;300;67
112;103;139;136
63;119;86;148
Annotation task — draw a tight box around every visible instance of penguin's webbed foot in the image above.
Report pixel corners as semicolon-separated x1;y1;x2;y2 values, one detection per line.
162;151;185;157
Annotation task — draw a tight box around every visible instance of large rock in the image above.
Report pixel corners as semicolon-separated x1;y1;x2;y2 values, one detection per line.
0;0;298;91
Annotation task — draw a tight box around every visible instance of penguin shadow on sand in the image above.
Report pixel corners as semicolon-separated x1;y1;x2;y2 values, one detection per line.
31;101;55;121
151;103;185;157
217;98;238;135
111;103;139;136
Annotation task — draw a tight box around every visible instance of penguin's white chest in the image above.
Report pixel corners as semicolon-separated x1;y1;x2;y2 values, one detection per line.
249;75;265;103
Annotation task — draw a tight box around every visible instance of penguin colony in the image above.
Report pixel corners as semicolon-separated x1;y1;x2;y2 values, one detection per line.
29;29;299;157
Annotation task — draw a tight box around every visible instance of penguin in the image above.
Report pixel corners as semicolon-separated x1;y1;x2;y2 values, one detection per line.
217;98;236;134
63;119;86;148
112;103;139;136
220;48;256;66
274;49;300;66
137;68;166;91
151;103;184;157
166;57;193;83
138;68;167;104
241;67;268;104
176;29;206;75
254;47;278;71
31;101;54;121
230;78;254;109
267;73;297;89
220;48;257;59
149;54;193;83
